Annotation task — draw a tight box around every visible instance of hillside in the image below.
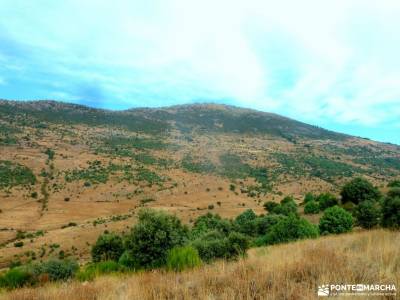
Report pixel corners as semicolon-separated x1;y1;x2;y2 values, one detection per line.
0;99;399;267
2;229;399;299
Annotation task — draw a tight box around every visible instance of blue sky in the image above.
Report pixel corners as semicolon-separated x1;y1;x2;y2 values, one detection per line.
0;1;399;144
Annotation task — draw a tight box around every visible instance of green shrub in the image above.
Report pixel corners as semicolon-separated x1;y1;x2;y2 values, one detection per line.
191;231;228;262
303;192;315;204
191;230;248;262
319;206;353;234
234;209;257;236
304;200;320;214
263;201;279;213
387;187;400;199
388;180;400;188
45;148;55;160
190;213;233;238
118;250;137;269
316;193;338;210
354;200;381;229
91;233;124;262
226;231;249;258
341;201;356;212
124;209;189;269
0;267;33;289
381;196;400;229
340;177;381;204
14;241;24;248
0;160;36;189
166;246;202;271
76;261;122;281
270;198;298;216
94;260;121;273
75;268;96;282
33;259;78;281
262;215;319;245
252;214;285;235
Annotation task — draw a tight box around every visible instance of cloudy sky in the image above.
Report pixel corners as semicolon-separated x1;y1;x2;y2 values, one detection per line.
0;0;399;144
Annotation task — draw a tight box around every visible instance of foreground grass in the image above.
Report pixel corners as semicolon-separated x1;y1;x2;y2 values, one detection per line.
2;229;399;300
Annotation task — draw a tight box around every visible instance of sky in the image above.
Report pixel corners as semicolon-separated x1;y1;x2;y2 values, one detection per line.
0;1;399;144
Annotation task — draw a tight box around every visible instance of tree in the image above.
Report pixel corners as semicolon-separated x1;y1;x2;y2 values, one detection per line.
381;196;400;229
262;215;319;245
316;193;338;211
304;200;320;214
303;192;315;204
191;231;228;262
319;206;353;234
263;201;279;213
388;180;400;188
387;187;400;199
191;230;249;262
253;214;285;235
269;197;298;216
234;209;257;236
191;213;233;238
124;209;189;269
354;200;381;229
91;233;124;262
340;177;381;204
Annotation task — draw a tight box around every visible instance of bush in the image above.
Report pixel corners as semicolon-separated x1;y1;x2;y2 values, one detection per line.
124;209;189;269
191;230;249;262
234;209;257;236
271;200;298;216
76;261;122;281
190;213;233;238
14;241;24;248
0;267;33;289
354;200;381;229
252;214;285;235
75;268;96;282
261;215;319;245
166;246;202;271
226;231;249;258
118;250;137;269
303;192;315;204
33;259;78;281
319;206;353;234
191;231;228;262
263;201;279;213
387;187;400;199
93;260;121;274
388;180;400;188
304;200;320;214
91;233;124;262
381;196;400;229
316;193;338;210
341;201;356;212
340;177;381;204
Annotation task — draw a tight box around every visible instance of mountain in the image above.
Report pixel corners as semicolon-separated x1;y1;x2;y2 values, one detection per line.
0;99;399;266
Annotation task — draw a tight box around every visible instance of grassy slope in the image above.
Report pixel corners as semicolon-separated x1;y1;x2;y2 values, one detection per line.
3;229;399;300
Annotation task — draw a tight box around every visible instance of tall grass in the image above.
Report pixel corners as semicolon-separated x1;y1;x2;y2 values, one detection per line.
2;229;399;299
166;246;202;272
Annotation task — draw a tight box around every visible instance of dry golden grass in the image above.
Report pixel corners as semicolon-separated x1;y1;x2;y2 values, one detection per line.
2;229;399;300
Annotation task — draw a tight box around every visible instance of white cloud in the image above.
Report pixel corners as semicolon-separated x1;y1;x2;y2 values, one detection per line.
0;0;400;126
